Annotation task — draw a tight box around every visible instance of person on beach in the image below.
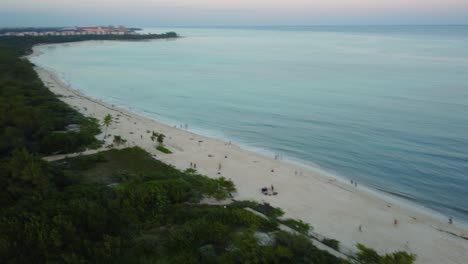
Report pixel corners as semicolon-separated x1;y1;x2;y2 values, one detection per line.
271;184;274;192
449;217;453;224
394;219;398;226
194;163;197;169
190;162;193;167
218;163;222;171
359;225;362;232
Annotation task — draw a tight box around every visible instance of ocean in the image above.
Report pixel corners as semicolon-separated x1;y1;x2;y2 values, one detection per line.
30;26;468;223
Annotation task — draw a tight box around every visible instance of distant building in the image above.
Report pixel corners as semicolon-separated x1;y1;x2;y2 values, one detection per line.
0;25;140;37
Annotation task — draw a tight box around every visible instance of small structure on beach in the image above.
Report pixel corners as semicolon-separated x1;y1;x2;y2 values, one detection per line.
261;186;278;196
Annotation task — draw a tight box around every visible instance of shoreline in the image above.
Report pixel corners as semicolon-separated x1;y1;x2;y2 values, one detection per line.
29;44;468;263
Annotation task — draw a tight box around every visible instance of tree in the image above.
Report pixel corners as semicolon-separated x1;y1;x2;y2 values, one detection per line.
113;135;127;146
157;133;165;146
102;114;112;140
356;244;381;264
150;131;165;146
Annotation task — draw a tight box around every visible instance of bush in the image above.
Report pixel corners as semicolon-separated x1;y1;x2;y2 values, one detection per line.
113;135;127;146
229;201;284;219
280;218;311;234
356;243;416;264
322;238;340;251
156;145;172;154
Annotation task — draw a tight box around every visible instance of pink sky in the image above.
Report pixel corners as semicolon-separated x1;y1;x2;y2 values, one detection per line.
1;0;468;26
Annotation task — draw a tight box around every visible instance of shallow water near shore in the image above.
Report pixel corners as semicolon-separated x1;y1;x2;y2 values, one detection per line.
30;26;468;223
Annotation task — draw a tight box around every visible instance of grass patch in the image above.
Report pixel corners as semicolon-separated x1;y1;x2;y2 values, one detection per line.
156;145;172;154
56;147;179;184
55;147;234;200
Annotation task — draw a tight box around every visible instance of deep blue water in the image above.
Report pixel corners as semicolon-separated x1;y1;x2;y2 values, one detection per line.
31;26;468;222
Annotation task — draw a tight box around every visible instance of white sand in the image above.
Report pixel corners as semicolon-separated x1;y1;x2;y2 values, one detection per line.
31;49;468;263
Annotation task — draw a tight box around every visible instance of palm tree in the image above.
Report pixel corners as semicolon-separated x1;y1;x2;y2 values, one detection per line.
157;133;165;146
103;114;112;140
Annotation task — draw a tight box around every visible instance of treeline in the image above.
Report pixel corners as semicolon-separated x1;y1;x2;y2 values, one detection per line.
0;44;100;157
0;32;179;56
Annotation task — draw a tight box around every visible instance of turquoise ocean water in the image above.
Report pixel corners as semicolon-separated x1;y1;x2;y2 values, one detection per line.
31;26;468;223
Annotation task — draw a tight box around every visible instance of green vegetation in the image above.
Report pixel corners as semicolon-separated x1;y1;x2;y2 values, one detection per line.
0;33;415;263
157;133;166;145
322;238;340;251
151;131;166;145
0;148;347;263
103;114;113;140
113;135;127;146
356;244;416;264
230;200;285;219
280;218;311;235
0;32;178;56
157;145;172;154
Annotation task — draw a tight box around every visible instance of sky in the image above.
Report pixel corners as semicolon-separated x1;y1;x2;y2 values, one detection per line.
1;0;468;27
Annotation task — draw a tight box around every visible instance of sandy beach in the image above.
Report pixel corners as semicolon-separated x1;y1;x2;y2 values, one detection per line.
30;46;468;263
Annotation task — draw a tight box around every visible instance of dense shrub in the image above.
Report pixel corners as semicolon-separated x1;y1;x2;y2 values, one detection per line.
322;238;340;251
356;243;416;264
281;218;311;234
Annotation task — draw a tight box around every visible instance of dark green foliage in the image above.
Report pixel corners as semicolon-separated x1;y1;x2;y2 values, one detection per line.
0;149;53;204
0;44;101;157
0;32;179;57
113;135;127;146
0;147;350;263
157;133;166;145
322;238;340;251
230;200;285;219
280;218;311;235
221;230;345;264
356;244;416;264
151;131;166;146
